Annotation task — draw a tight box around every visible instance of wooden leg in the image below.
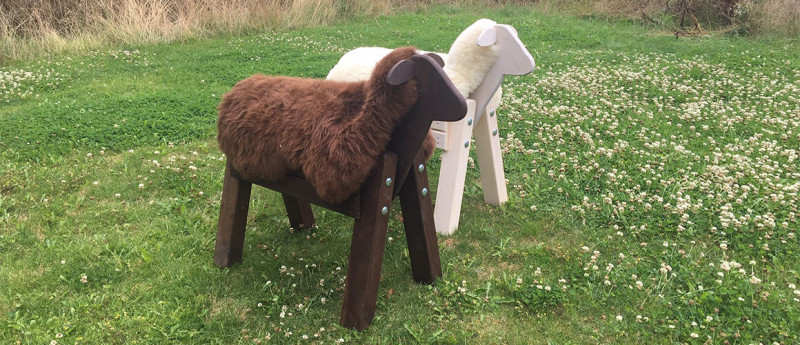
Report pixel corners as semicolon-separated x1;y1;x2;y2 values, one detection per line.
399;150;442;284
282;194;315;231
474;105;508;206
340;153;397;331
214;161;253;267
433;99;476;235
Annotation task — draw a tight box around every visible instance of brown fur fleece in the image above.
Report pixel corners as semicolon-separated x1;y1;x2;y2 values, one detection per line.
217;47;422;202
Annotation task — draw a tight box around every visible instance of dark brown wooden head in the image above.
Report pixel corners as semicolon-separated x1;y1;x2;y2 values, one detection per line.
386;53;468;196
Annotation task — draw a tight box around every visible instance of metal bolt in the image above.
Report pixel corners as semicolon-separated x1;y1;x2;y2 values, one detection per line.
385;178;392;187
421;188;428;197
490;110;495;117
492;129;498;136
381;206;389;215
418;164;425;173
464;141;470;148
467;118;473;126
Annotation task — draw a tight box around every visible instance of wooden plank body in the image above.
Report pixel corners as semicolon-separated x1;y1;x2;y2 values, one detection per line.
474;97;508;206
399;150;443;283
340;153;397;330
434;100;476;235
433;96;510;235
214;162;253;267
282;194;316;230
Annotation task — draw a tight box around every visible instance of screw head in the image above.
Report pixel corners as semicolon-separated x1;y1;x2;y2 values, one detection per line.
385;178;392;187
464;141;470;148
418;164;425;173
492;129;498;136
421;188;428;197
467;118;473;126
490;110;496;117
381;206;388;216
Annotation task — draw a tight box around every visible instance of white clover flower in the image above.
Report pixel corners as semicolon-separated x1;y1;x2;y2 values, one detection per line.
720;261;731;271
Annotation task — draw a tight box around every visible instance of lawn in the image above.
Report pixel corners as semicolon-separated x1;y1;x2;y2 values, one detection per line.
1;5;799;344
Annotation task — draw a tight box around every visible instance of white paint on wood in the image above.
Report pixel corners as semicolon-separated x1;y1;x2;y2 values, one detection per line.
430;129;448;150
474;97;508;205
434;100;476;235
470;24;535;122
476;27;497;46
431;120;448;132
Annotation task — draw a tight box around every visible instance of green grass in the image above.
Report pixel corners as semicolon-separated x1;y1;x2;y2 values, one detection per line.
2;5;800;344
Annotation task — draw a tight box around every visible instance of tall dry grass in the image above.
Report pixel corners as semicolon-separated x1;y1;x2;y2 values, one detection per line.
0;0;395;63
2;0;797;63
750;0;800;35
535;0;800;35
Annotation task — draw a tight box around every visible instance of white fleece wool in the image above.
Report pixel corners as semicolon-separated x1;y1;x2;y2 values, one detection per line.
326;19;503;105
325;47;393;81
440;18;500;98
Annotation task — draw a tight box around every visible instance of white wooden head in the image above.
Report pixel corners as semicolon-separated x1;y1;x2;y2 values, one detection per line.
470;24;535;118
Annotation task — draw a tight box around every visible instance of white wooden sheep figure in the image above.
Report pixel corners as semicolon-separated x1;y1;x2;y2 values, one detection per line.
327;19;535;235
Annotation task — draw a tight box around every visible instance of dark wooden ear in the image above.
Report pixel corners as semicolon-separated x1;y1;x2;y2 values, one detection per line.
425;53;445;67
387;59;415;85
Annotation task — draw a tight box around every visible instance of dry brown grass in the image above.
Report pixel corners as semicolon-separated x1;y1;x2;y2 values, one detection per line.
536;0;800;36
750;0;800;35
2;0;796;63
0;0;395;62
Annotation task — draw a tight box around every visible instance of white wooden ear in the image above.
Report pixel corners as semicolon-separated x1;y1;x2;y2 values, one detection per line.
477;27;497;46
386;59;415;85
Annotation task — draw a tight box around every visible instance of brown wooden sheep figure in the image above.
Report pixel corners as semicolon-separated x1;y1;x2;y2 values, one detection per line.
213;47;467;330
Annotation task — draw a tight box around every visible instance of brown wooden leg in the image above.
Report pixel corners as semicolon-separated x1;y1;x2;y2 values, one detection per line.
340;153;397;331
214;161;252;267
399;150;443;283
282;194;315;231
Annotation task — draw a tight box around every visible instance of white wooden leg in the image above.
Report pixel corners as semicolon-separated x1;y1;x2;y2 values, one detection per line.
434;100;476;235
474;104;508;206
